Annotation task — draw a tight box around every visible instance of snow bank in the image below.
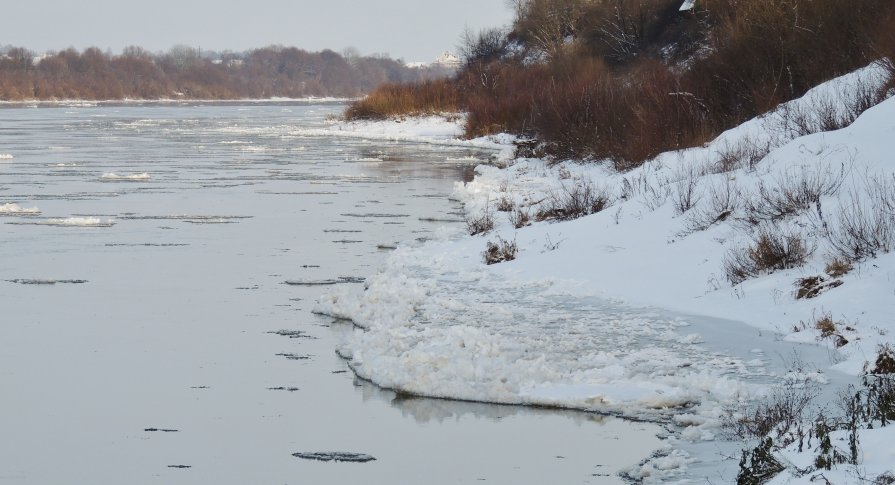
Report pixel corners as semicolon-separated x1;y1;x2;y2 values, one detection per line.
452;63;895;375
314;62;895;482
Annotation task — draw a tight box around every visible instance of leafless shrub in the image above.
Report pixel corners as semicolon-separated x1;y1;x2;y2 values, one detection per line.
872;472;895;485
672;171;702;215
619;172;653;202
725;227;813;284
828;176;895;262
862;345;895;427
744;165;846;226
536;180;611;221
483;236;518;265
713;137;771;173
723;368;820;446
496;197;514;212
685;179;740;233
641;181;670;211
459;27;511;67
872;344;895;375
542;233;562;252
466;207;495;235
778;78;885;138
508;207;531;228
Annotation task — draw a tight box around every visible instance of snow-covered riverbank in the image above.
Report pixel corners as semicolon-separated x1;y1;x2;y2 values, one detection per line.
315;63;895;482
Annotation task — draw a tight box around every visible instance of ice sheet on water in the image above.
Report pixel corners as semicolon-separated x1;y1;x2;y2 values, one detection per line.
6;278;87;285
286;276;365;286
0;203;40;215
101;172;151;181
6;217;114;227
292;452;376;463
119;214;251;223
315;244;768;430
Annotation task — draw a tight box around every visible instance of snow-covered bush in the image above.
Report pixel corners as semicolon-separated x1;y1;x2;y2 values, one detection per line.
465;207;495;235
483;236;518;265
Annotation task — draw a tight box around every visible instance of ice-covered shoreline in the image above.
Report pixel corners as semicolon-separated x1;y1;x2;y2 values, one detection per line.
0;96;354;108
314;63;895;482
295;114;516;154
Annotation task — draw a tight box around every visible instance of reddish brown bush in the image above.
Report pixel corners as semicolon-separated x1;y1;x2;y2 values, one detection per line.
344;79;462;120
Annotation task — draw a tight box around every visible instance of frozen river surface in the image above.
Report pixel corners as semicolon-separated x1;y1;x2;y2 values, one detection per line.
0;103;663;484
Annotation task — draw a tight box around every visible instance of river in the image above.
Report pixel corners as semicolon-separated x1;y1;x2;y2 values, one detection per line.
0;102;662;484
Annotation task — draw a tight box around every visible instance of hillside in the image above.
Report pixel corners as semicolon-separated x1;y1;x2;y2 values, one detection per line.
321;61;895;483
347;0;895;168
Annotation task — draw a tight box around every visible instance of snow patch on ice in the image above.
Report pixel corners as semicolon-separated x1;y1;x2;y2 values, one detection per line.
294;115;516;160
101;172;150;181
8;217;115;227
0;203;40;215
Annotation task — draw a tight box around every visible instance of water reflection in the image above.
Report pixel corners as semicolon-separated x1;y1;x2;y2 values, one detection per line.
356;377;613;426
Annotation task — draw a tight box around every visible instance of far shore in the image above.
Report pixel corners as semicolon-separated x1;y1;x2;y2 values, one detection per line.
0;96;357;107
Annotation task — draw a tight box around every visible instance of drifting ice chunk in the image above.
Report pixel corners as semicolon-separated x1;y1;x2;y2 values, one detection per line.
0;203;41;215
101;172;151;181
292;452;376;463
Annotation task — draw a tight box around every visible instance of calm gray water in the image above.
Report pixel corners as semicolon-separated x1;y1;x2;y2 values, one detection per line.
0;102;662;484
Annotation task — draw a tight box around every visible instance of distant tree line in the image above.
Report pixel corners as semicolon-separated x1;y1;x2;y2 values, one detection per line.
0;45;454;101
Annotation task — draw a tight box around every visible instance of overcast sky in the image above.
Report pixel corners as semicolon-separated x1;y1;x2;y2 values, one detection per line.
0;0;514;62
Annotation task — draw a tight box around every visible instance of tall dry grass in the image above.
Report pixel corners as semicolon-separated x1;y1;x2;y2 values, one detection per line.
343;79;462;120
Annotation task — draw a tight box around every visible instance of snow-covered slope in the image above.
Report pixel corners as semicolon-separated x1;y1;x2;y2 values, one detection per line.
314;62;895;482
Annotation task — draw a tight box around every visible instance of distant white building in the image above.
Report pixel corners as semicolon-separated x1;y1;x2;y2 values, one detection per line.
405;51;462;70
434;51;461;68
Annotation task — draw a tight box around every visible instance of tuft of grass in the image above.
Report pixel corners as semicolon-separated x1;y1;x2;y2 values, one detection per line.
536;180;611;221
743;165;845;226
508;207;531;229
483;236;518;265
828;176;895;263
495;197;514;212
814;313;837;339
825;258;853;278
725;227;812;284
465;207;495;236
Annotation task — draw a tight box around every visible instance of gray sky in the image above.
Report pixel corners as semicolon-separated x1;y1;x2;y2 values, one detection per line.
0;0;514;62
